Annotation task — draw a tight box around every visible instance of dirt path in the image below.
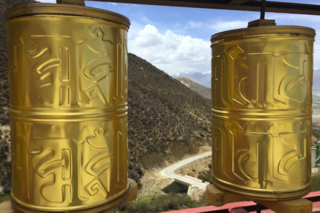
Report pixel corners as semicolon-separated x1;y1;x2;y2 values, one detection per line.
159;151;211;190
138;144;211;196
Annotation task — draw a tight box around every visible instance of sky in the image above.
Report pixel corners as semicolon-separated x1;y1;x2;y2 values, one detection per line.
39;0;320;76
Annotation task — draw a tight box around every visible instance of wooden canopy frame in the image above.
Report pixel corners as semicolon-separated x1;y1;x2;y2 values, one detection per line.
85;0;320;16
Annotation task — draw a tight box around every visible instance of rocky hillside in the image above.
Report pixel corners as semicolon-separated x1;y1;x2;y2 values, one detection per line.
127;54;212;184
177;77;211;100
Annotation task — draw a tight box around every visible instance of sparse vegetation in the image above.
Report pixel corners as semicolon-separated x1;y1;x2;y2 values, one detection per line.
197;164;212;183
198;173;211;183
312;170;320;192
0;194;10;204
114;193;210;213
313;130;320;140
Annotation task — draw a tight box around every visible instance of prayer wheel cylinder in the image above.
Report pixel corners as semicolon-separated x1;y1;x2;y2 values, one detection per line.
211;25;315;201
5;3;130;212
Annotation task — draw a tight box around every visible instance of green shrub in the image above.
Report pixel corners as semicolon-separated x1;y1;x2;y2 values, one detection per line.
0;194;10;204
312;170;320;192
198;174;211;183
118;193;210;213
312;130;320;140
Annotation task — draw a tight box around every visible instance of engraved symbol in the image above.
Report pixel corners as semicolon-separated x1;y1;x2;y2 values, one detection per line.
212;55;221;107
212;120;222;177
114;119;128;188
83;28;114;104
33;47;71;106
278;121;308;179
225;45;250;108
212;45;250;109
85;127;114;196
239;123;286;189
31;138;85;203
238;52;310;109
8;37;28;103
114;31;127;102
27;36;86;107
212;120;250;183
279;53;310;107
14;122;33;199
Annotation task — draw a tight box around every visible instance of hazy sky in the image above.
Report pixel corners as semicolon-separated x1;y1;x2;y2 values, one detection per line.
39;0;320;76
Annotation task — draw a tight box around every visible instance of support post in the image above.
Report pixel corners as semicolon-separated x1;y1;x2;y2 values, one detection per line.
260;0;266;19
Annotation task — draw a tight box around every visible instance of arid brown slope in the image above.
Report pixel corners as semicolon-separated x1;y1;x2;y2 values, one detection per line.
127;54;212;184
177;77;211;100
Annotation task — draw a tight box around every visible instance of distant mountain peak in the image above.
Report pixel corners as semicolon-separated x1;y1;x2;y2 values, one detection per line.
176;77;211;100
173;72;211;88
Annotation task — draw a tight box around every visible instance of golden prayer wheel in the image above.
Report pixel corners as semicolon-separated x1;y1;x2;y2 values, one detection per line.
211;23;315;201
5;2;136;212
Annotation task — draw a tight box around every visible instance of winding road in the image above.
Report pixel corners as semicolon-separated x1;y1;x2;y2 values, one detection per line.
159;151;212;190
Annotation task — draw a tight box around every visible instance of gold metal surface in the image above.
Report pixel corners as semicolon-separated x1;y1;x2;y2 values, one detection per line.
210;25;315;201
6;4;130;212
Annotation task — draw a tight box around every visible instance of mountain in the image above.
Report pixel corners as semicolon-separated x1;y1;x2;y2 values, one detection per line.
127;54;212;185
176;77;211;100
174;69;320;92
173;72;211;88
313;69;320;92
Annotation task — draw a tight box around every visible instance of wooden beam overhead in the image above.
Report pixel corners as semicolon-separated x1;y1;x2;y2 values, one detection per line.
86;0;320;16
228;0;249;5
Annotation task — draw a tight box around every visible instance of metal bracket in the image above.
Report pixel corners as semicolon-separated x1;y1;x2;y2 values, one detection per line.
247;0;276;27
248;19;276;27
56;0;85;6
260;0;266;20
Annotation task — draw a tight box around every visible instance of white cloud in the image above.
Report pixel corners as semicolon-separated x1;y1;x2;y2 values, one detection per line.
128;24;211;75
134;25;162;47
